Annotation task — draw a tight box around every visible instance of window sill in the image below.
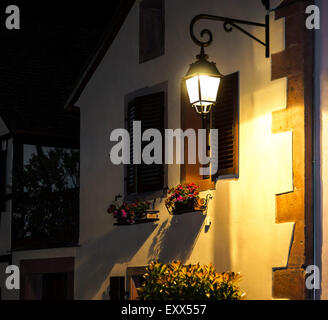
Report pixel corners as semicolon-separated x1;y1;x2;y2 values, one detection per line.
125;188;168;203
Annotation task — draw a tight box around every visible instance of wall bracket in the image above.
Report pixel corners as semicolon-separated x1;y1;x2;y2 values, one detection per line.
190;0;271;58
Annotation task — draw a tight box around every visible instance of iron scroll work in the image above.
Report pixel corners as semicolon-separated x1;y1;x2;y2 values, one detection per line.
189;0;271;58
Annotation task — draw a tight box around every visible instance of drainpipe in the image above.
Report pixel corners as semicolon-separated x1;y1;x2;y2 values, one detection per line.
313;0;321;301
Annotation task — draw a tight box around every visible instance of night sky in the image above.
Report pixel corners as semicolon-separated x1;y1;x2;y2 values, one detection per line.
1;1;121;30
0;1;124;137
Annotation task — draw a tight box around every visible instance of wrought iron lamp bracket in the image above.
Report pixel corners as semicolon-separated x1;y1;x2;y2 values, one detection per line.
203;194;213;215
190;1;271;58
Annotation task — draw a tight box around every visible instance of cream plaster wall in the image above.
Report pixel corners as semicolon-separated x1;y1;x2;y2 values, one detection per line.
77;0;294;300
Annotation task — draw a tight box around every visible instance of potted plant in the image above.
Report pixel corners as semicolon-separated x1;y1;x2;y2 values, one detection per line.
107;199;158;225
137;261;245;300
165;183;211;215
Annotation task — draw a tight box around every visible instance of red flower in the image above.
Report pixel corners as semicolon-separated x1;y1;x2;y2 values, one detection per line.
107;204;116;214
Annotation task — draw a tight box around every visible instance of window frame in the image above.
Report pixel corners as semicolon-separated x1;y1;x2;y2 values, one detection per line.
124;91;166;198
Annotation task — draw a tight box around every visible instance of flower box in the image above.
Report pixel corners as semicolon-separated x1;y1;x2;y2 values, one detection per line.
114;211;159;225
108;200;159;225
165;183;212;215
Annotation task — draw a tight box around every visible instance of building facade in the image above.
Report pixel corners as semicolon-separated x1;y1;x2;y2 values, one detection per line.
75;0;313;300
0;0;324;300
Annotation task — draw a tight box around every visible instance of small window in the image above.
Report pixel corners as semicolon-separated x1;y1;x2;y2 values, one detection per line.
126;92;165;195
139;0;165;63
20;258;74;300
127;267;146;300
109;277;125;301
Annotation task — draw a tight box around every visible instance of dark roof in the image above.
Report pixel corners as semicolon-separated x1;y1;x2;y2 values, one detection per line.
0;1;135;145
0;22;102;144
64;0;136;110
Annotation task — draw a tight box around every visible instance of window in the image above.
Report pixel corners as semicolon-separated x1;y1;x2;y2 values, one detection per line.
180;72;239;191
12;142;80;249
109;277;125;300
127;267;146;300
139;0;164;63
20;258;74;300
126;92;164;195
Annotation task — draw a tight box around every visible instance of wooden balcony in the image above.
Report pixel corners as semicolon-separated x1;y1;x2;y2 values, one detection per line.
12;189;79;251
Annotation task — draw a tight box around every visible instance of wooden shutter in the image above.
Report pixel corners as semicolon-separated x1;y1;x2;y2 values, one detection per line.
126;104;138;194
212;72;239;177
180;73;239;190
180;81;215;192
126;92;164;194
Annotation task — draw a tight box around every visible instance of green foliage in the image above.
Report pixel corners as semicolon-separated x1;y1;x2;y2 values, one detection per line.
137;261;245;300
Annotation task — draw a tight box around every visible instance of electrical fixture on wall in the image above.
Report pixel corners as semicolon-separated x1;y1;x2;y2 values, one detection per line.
184;0;275;118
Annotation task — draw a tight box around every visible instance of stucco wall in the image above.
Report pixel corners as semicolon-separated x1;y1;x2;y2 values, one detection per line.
77;0;294;300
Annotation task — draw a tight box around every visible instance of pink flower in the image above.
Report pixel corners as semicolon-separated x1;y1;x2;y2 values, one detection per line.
121;209;128;218
177;196;183;201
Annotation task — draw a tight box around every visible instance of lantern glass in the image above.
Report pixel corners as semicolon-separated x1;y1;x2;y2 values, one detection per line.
199;75;221;104
186;76;200;104
186;74;221;113
184;48;224;116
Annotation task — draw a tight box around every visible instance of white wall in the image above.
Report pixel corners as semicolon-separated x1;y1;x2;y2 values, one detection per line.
77;0;294;300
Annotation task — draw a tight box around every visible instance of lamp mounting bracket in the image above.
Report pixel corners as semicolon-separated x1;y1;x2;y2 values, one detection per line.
190;0;271;58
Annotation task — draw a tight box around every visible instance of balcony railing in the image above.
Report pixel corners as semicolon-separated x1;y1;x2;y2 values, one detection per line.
12;189;79;250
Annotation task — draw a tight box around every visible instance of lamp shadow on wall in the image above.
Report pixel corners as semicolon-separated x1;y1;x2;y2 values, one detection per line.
147;213;205;264
75;223;158;299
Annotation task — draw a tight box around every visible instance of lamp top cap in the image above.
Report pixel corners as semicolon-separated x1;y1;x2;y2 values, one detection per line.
184;47;224;79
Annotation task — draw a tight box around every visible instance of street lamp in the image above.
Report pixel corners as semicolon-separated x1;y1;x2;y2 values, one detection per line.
184;0;272;117
184;47;223;117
